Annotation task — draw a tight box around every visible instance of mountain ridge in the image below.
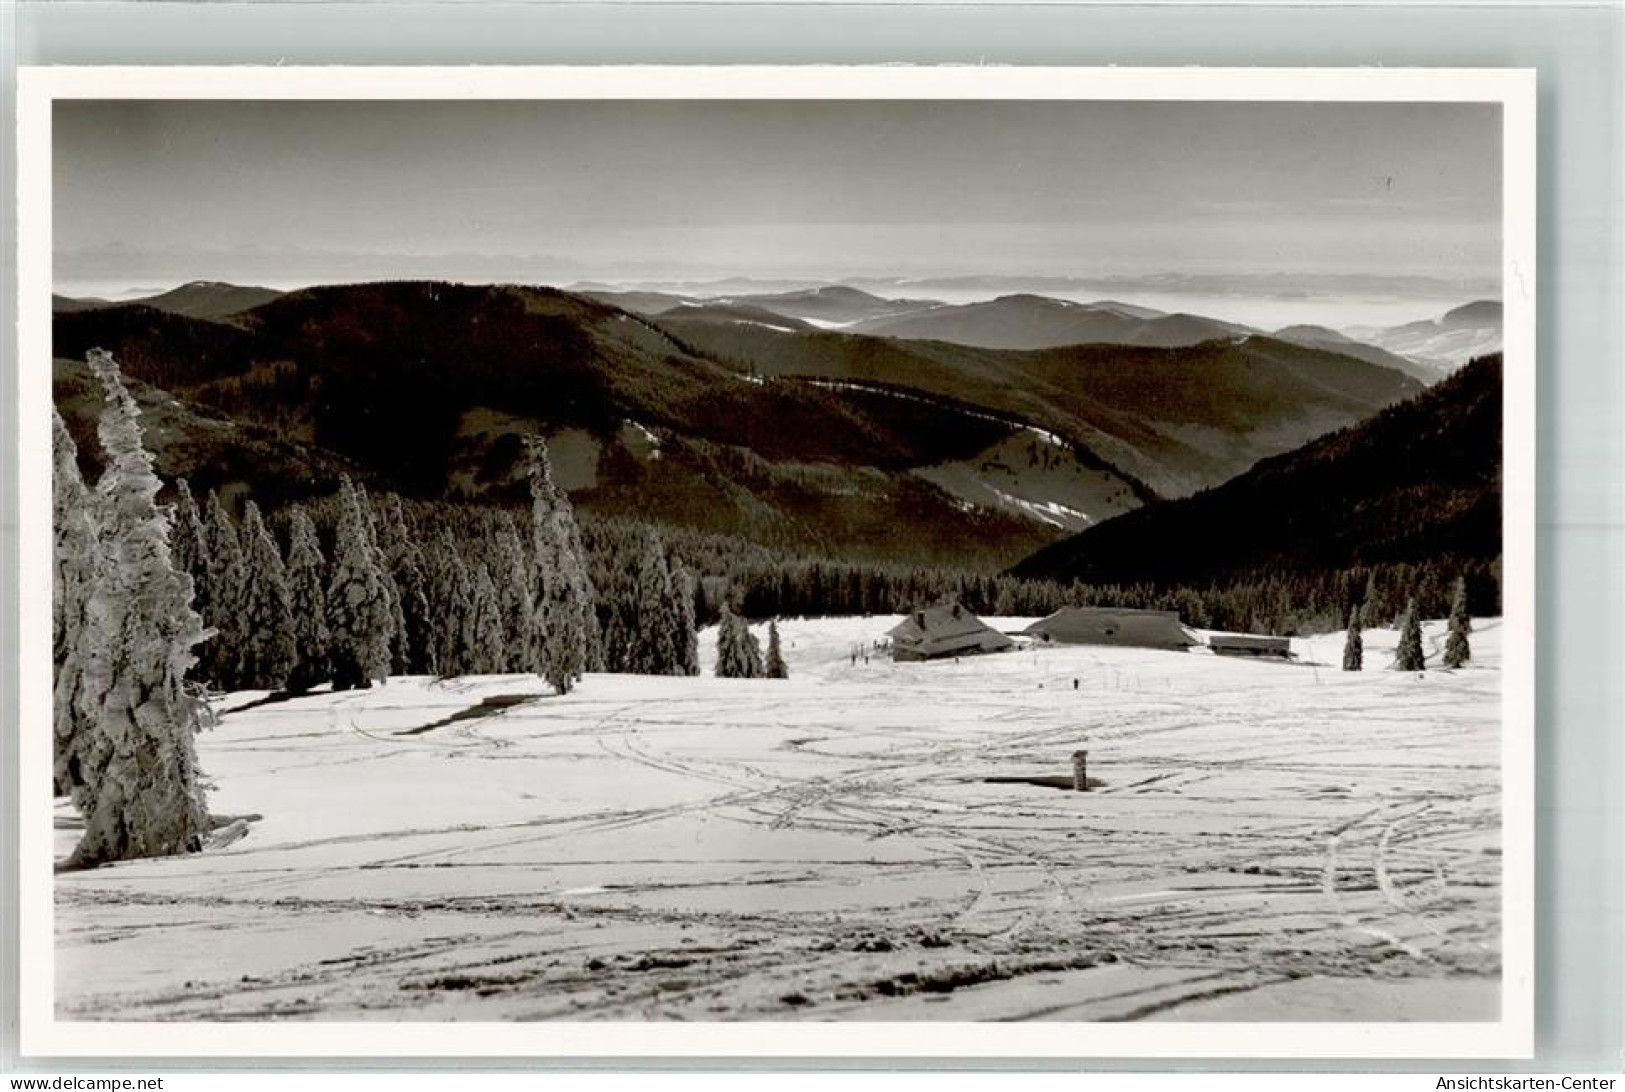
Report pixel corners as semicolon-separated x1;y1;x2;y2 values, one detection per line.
654;312;1424;499
52;281;1134;569
846;293;1252;350
1009;352;1502;587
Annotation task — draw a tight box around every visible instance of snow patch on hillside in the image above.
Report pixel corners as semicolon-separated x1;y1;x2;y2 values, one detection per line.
914;432;1140;531
618;419;662;460
804;378;1069;450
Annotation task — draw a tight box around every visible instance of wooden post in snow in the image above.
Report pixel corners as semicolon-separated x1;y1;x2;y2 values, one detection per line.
1072;750;1090;792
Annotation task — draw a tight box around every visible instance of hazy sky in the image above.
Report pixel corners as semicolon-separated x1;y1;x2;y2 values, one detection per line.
55;99;1501;295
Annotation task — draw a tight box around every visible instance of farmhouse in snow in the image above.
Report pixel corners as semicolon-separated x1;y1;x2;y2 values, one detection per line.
1021;606;1198;651
888;604;1015;662
1207;633;1294;660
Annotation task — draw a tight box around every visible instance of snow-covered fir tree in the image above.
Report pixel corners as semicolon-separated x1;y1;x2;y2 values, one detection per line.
1341;604;1363;671
596;561;635;674
1394;598;1426;672
714;602;764;679
202;490;247;690
494;524;536;673
468;562;506;675
325;477;393;690
428;530;474;677
354;483;408;677
169;479;211;627
765;620;788;679
283;504;330;694
669;560;700;677
1362;569;1396;628
68;351;211;867
52;409;99;796
627;531;679;674
378;495;437;676
527;437;597;694
1443;576;1472;668
744;627;766;678
236;500;297;689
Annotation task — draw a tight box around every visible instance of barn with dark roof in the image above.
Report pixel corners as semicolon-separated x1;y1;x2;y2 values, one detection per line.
887;604;1015;662
1020;606;1198;651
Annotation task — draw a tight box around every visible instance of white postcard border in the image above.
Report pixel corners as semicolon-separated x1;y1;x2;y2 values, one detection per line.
15;64;1537;1060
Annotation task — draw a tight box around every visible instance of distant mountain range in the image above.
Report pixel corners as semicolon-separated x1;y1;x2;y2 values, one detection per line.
571;282;1500;381
1348;300;1503;378
844;294;1252;350
1268;324;1438;384
640;301;817;333
52;279;1479;572
60;279;1496;382
581;285;942;329
53;280;285;322
652;314;1421;500
1009;352;1502;587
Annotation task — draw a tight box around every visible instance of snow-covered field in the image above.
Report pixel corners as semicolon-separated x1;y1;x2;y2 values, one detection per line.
54;616;1503;1022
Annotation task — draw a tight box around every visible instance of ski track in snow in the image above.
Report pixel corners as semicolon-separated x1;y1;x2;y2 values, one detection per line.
53;617;1502;1023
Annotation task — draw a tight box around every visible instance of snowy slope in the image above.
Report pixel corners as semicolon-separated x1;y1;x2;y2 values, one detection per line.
55;616;1502;1023
913;431;1142;530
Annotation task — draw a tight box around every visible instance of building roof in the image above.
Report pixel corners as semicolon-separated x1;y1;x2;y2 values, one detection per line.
888;604;1013;653
1208;633;1293;651
1020;605;1198;647
1021;605;1184;633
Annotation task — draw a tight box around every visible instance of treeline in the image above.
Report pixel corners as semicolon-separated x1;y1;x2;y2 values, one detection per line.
171;448;709;701
574;513;1501;637
168;486;1501;713
312;502;1503;642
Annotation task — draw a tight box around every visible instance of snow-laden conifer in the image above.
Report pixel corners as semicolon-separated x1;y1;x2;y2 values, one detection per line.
1362;570;1386;627
494;526;536;673
1443;576;1472;668
714;603;763;679
744;628;766;678
202;491;247;690
453;564;478;676
1341;604;1363;672
670;560;700;677
236;501;297;689
527;437;596;694
53;409;99;795
68;350;210;866
765;620;788;679
1394;598;1426;672
355;482;407;676
378;495;437;676
284;504;330;694
326;477;393;690
468;562;506;675
170;479;211;625
627;531;678;674
429;530;474;677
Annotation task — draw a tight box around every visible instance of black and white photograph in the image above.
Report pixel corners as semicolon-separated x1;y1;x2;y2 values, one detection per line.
16;66;1535;1057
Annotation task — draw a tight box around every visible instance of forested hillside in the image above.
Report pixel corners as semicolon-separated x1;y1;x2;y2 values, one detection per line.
1011;353;1503;601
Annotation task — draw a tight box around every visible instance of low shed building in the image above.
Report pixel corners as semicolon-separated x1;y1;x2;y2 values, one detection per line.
888;604;1015;662
1021;606;1198;651
1207;633;1294;660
